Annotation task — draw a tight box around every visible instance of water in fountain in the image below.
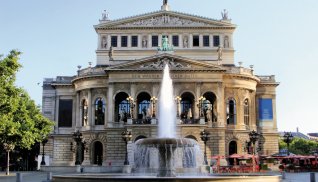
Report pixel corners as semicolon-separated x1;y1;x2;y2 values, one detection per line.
158;64;176;138
134;64;202;177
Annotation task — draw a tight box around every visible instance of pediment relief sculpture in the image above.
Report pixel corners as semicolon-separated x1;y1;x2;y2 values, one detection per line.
140;58;191;69
117;15;210;27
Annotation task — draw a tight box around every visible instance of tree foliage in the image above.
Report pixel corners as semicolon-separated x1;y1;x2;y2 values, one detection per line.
0;50;54;150
279;137;318;155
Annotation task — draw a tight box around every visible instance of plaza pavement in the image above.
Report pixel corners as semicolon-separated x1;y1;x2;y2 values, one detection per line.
0;171;317;182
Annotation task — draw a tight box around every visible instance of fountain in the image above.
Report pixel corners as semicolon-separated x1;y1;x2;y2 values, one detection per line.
134;64;201;177
52;64;281;182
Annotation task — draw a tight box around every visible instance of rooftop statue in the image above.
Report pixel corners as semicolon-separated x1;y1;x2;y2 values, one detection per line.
221;9;229;20
163;0;168;5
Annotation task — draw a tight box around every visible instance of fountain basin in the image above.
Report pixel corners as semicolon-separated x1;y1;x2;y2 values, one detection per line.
52;174;281;182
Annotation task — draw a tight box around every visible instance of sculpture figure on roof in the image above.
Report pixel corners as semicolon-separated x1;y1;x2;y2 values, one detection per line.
163;0;168;5
217;45;223;61
221;9;229;20
102;10;109;21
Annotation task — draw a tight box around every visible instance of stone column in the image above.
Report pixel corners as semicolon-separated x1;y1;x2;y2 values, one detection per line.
189;34;193;48
148;34;152;48
128;35;132;48
130;83;136;119
158;34;162;47
107;35;111;49
118;35;122;48
138;35;142;49
199;34;203;48
217;82;224;127
76;91;80;128
107;83;114;126
195;83;201;119
209;35;213;48
55;96;60;133
87;89;92;128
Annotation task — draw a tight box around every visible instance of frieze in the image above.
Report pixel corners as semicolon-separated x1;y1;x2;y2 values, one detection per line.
118;15;210;27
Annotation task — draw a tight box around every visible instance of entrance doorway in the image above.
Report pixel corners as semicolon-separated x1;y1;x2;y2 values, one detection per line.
93;141;103;165
229;141;237;165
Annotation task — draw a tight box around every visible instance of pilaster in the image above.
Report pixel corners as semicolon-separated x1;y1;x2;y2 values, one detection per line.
107;83;114;125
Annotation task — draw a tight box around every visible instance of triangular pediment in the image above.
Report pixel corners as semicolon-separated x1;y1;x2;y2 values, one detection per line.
105;53;225;72
95;11;235;29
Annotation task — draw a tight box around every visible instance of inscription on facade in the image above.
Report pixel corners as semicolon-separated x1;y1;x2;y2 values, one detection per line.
132;74;196;79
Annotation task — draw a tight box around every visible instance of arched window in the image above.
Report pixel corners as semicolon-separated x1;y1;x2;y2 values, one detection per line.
95;98;105;125
227;98;236;125
82;99;88;126
244;99;249;125
115;92;130;122
137;92;151;122
180;92;194;120
92;141;103;165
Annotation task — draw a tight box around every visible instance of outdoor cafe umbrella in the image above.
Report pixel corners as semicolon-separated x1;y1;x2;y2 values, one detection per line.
229;154;242;166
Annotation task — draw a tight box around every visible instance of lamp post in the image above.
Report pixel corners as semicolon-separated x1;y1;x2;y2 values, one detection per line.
175;96;181;118
248;130;260;155
198;96;206;118
150;96;158;118
283;132;293;156
126;96;135;119
40;138;48;165
72;130;84;165
3;143;15;176
200;130;210;165
122;130;132;165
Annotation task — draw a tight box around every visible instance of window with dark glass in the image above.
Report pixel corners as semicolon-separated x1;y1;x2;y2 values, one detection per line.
193;35;199;47
111;36;118;47
244;99;249;125
131;36;138;47
203;35;210;47
152;35;159;47
58;99;73;127
227;98;236;125
121;36;128;47
213;35;220;47
172;35;179;47
95;98;105;125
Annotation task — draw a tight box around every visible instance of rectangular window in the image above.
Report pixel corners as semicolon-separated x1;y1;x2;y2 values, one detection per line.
203;35;210;47
172;35;179;47
152;35;158;47
131;36;138;47
193;35;199;47
213;35;220;47
111;36;118;47
58;100;73;127
121;36;128;47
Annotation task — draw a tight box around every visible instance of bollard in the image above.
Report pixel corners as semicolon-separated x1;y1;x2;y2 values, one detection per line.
310;172;316;182
281;171;286;180
16;173;23;182
47;172;52;181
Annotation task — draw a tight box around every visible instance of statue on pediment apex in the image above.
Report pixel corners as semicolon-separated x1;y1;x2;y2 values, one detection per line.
163;0;168;5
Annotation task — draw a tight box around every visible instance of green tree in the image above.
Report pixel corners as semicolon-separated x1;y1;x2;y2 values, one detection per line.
279;137;318;155
0;50;54;175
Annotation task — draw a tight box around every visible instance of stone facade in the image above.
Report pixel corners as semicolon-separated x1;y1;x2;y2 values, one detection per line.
42;3;279;171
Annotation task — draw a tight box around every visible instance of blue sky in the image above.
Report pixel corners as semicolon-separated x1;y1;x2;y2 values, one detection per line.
1;0;318;134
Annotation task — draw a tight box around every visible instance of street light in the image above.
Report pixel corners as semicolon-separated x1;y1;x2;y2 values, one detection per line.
40;137;48;165
72;130;84;165
283;132;293;156
175;96;181;118
200;130;210;165
126;96;135;119
198;96;206;118
248;130;260;155
150;96;158;118
121;130;132;165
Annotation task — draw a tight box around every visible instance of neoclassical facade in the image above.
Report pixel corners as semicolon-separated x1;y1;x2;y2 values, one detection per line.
42;2;279;171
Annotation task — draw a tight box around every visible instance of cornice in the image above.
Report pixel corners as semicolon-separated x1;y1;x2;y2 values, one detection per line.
72;75;108;84
224;74;260;83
